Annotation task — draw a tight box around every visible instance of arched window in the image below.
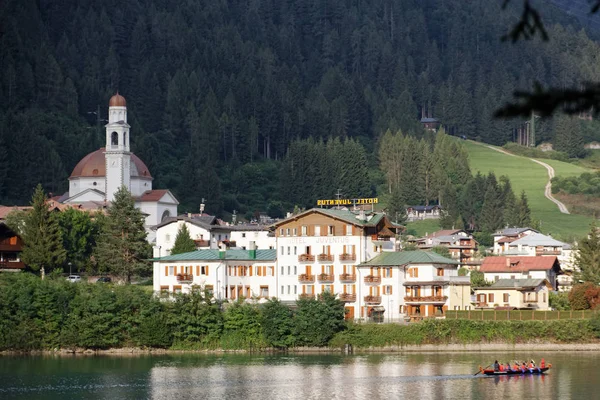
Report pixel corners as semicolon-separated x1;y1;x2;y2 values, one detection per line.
111;132;118;146
161;210;171;222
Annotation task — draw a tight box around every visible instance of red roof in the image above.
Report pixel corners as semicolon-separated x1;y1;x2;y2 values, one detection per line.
480;256;559;273
496;236;517;244
69;148;152;179
0;205;32;220
427;229;464;238
137;190;168;202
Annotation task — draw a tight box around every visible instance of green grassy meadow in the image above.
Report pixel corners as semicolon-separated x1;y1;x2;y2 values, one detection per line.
405;219;441;237
463;140;595;241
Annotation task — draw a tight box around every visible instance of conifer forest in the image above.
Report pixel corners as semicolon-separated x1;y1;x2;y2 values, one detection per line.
1;0;600;218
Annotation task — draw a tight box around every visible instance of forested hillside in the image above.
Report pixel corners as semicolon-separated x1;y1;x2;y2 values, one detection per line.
1;0;599;217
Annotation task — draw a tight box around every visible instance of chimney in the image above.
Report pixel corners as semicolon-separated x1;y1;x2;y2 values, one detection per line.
506;257;511;267
249;241;257;259
219;243;226;259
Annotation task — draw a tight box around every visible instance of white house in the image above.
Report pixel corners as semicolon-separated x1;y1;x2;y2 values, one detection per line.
229;224;275;250
153;245;277;299
479;256;562;291
492;227;539;254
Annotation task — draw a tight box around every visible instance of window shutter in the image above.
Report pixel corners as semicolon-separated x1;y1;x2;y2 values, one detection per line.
206;266;209;275
249;266;253;276
390;286;393;295
165;266;168;276
389;268;393;278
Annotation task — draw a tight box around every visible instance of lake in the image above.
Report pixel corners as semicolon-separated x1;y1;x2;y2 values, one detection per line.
0;351;597;399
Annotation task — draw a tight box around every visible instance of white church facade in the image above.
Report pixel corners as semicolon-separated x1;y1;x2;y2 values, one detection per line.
61;93;178;242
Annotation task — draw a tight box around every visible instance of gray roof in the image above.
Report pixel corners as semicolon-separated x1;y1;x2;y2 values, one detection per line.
359;251;459;266
509;233;569;248
494;227;538;236
152;214;230;232
420;117;438;123
486;278;548;289
155;249;277;262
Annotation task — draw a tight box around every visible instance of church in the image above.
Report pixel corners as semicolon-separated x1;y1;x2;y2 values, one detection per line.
60;93;178;242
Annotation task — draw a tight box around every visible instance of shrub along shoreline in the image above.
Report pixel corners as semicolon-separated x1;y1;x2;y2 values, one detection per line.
2;274;600;353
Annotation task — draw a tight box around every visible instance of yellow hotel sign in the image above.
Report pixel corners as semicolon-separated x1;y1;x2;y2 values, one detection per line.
317;198;379;206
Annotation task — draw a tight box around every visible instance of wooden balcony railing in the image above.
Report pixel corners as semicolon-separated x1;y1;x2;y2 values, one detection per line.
298;254;315;262
0;260;25;270
317;273;334;282
404;295;448;302
536;250;561;256
176;273;194;283
194;239;210;247
339;253;356;261
339;273;356;282
299;293;315;300
371;235;391;241
364;275;381;284
339;293;357;302
364;295;382;304
298;274;315;283
317;254;334;262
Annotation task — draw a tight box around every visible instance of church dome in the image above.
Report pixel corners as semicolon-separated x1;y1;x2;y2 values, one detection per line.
69;148;152;179
109;93;126;107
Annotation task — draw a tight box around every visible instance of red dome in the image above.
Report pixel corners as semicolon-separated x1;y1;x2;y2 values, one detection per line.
69;148;152;179
109;93;126;107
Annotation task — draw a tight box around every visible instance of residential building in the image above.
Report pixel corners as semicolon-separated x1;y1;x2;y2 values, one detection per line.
358;251;463;322
411;229;479;269
272;208;401;319
229;224;275;250
0;221;25;272
492;227;539;253
473;279;552;310
152;246;276;298
448;276;472;311
406;205;442;222
479;256;562;290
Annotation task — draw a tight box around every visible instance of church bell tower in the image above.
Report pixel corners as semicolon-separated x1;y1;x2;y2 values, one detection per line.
104;93;131;201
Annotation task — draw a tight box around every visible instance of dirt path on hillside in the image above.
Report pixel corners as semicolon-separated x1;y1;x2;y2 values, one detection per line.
480;144;570;214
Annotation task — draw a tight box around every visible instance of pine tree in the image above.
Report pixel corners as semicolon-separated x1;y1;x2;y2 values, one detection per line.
480;185;504;233
575;223;600;284
386;186;407;225
515;191;532;227
171;224;197;255
16;184;66;278
439;181;460;229
94;187;151;283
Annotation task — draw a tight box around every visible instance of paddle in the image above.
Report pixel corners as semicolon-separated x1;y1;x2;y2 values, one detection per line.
474;365;485;376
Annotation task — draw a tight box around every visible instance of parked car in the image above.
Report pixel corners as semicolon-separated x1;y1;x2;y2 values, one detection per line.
66;275;81;283
96;276;112;283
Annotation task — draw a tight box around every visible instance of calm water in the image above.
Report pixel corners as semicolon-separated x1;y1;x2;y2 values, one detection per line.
0;351;598;399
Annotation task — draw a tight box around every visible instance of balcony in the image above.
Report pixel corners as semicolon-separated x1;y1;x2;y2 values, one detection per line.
317;253;334;262
339;273;356;283
536;249;562;256
364;275;381;284
0;260;25;270
364;295;382;304
371;235;391;241
298;274;315;283
176;273;194;283
339;293;357;302
317;273;334;283
193;239;210;248
298;254;315;262
339;253;356;262
404;295;448;303
299;293;315;300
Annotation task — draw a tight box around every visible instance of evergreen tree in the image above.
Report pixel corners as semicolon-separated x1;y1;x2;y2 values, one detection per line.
439;181;460;229
57;208;100;272
575;223;600;284
11;184;66;278
94;187;151;283
515;191;532;227
171;224;197;255
553;115;585;158
480;184;504;233
386;186;407;225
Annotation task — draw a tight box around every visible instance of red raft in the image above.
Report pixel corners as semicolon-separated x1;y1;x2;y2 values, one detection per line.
479;365;551;376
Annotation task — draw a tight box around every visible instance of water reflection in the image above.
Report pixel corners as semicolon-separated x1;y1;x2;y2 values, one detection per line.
0;352;597;399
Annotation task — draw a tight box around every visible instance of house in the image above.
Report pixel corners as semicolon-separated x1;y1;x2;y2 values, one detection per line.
406;205;442;222
492;227;539;253
494;233;575;291
152;245;276;298
479;256;562;291
411;229;479;269
473;279;552;310
448;276;472;311
272;208;401;319
0;221;25;272
359;251;463;322
229;224;275;250
420;117;440;131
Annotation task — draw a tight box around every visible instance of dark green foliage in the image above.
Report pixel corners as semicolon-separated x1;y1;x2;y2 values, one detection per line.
10;184;66;276
93;187;151;282
568;283;597;310
552;171;600;197
553;115;586;158
575;223;600;284
261;299;295;349
470;270;492;288
431;246;451;258
293;292;346;347
168;290;224;349
221;301;265;349
57;208;100;272
170;224;196;255
549;291;571;311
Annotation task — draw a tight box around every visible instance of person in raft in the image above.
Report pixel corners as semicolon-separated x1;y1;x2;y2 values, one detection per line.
540;358;546;368
506;362;513;372
494;360;500;371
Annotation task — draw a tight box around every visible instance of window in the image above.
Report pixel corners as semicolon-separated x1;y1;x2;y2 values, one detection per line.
454;306;461;310
489;293;495;303
260;286;269;297
328;225;335;235
383;285;393;295
294;246;297;255
511;275;515;279
494;275;499;282
173;285;182;294
437;268;444;277
165;234;171;242
305;285;315;294
169;266;174;276
409;268;419;278
280;228;284;236
200;266;208;275
433;286;442;296
281;266;284;275
242;233;246;238
301;225;307;236
383;268;393;278
323;285;333;293
288;266;291;275
160;285;169;294
280;246;284;255
346;224;352;235
543;292;546;302
293;228;297;236
287;285;290;294
294;266;297;275
287;246;290;255
503;293;509;303
205;285;214;297
111;131;118;146
315;226;321;236
286;228;290;236
294;285;297;294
